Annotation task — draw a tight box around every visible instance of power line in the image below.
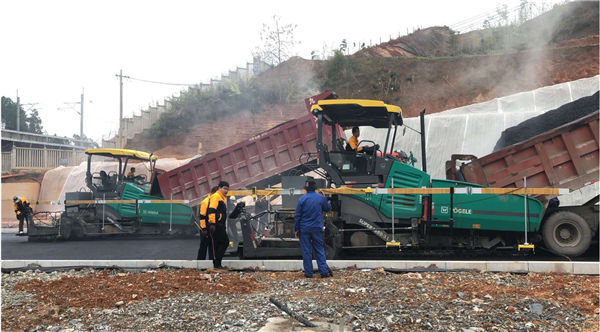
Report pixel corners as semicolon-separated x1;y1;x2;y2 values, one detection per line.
123;75;198;86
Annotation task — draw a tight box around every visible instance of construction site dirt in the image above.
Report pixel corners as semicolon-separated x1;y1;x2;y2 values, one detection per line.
2;268;598;331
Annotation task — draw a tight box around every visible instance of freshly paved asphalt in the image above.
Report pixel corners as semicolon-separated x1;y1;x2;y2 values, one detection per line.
1;232;203;260
3;231;597;262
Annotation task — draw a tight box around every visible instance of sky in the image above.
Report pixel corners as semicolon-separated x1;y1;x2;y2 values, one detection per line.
0;0;564;143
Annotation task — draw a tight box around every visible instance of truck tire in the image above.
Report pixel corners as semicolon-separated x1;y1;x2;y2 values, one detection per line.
542;211;592;257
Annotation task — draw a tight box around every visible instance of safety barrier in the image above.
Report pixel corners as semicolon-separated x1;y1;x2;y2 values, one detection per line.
2;152;11;172
6;147;86;171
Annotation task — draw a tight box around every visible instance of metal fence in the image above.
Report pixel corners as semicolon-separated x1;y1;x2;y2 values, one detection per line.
4;147;86;172
2;152;11;172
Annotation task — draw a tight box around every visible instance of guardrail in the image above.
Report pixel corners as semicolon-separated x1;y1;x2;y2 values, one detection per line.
2;152;11;172
4;147;86;172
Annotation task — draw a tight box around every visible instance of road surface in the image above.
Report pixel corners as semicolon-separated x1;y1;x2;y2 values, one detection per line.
1;232;203;260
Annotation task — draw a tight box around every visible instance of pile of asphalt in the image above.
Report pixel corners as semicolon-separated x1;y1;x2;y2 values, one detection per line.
493;91;599;151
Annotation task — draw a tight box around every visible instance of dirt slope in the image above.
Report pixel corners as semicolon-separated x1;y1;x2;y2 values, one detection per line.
126;1;599;158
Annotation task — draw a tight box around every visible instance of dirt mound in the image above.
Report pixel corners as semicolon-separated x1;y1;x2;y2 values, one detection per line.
14;269;262;309
356;26;452;57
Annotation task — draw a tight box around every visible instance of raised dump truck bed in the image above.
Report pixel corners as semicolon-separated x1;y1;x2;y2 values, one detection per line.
447;111;599;202
446;111;598;257
157;114;343;207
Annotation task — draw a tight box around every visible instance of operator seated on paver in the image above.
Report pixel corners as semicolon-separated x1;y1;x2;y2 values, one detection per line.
346;126;379;154
99;171;111;191
126;167;136;181
13;196;33;236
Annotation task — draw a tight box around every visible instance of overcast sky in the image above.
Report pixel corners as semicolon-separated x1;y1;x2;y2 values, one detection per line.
0;0;564;143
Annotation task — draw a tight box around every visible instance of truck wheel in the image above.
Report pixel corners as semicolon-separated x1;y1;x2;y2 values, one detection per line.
543;211;592;257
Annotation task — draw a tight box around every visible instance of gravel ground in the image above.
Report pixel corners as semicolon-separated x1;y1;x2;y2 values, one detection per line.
2;267;598;331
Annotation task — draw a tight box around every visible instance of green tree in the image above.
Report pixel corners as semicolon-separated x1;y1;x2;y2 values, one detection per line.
324;50;349;89
1;96;43;133
339;39;348;54
253;15;298;66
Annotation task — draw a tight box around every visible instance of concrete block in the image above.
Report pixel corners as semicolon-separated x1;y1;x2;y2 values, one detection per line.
528;261;573;274
533;84;572;113
265;260;303;271
197;261;214;270
569;75;599;100
327;261;359;270
224;260;266;270
445;261;487;271
573;262;600;275
498;91;535;113
351;261;383;269
461;113;505;156
426;115;468;179
486;261;528;273
1;260;26;269
103;260;138;268
503;111;541;129
442;99;498;115
404;261;447;269
164;260;197;269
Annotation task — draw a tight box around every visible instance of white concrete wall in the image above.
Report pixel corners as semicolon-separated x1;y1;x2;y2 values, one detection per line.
359;75;599;180
102;59;272;148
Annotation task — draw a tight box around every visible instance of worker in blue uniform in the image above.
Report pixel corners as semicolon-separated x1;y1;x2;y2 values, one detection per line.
294;179;332;278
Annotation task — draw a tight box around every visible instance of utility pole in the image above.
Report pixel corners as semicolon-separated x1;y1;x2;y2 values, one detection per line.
116;69;125;148
80;88;84;138
61;88;89;139
16;90;20;131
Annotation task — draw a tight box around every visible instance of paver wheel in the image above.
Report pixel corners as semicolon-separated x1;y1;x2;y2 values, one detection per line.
542;211;592;257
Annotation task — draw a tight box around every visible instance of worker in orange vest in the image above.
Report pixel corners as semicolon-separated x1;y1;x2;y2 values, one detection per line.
197;186;218;260
13;196;33;236
207;181;230;269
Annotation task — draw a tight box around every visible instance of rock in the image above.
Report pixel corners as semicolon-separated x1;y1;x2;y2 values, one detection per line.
529;303;543;315
115;301;125;307
457;292;466;299
385;314;394;324
506;306;517;313
226;309;237;315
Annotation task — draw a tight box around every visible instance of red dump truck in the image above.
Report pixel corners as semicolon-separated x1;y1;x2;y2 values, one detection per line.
156;92;343;207
446;111;599;256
